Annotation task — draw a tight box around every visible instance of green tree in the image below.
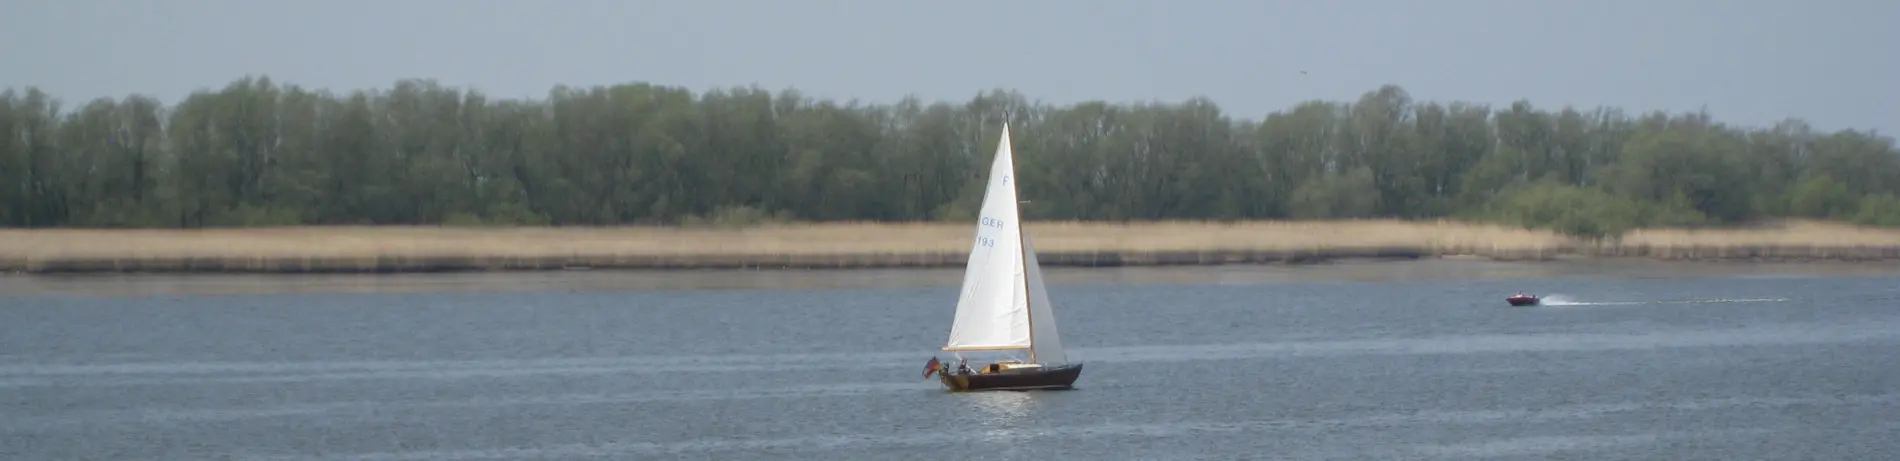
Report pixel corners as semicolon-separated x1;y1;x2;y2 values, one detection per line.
4;76;1897;237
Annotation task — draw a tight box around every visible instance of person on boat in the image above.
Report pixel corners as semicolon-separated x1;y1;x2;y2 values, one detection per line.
956;358;973;375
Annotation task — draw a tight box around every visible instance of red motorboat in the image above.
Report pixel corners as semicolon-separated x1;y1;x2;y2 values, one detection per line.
1506;292;1540;307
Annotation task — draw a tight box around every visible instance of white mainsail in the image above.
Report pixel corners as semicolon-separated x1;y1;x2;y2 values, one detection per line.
942;125;1067;366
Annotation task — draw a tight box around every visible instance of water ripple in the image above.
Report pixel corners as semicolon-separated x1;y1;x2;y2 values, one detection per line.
227;393;1899;460
5;319;1896;389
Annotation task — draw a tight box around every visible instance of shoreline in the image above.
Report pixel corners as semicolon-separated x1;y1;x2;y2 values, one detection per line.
10;246;1900;275
3;220;1897;275
9;259;1899;299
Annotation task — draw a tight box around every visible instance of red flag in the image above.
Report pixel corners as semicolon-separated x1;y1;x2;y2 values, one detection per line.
923;357;942;379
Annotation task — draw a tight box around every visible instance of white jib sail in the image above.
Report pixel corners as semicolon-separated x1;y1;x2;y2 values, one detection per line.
1022;231;1065;365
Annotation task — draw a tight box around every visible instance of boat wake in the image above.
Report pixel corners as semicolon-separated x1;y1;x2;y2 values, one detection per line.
1536;294;1790;307
1654;298;1792;305
1535;295;1644;306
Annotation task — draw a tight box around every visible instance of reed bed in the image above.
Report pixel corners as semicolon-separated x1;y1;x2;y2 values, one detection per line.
1594;220;1900;260
0;220;1894;274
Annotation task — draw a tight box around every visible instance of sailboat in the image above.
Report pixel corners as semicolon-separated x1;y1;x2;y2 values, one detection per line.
925;124;1083;392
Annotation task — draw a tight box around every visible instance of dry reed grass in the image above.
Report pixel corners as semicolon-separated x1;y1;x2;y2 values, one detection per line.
1617;220;1900;247
0;219;1895;273
0;220;1563;259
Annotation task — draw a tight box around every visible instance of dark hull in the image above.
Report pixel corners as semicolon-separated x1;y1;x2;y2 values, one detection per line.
1506;297;1540;306
939;363;1083;392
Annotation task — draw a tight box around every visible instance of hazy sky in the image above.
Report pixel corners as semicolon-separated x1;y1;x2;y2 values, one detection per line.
4;0;1897;134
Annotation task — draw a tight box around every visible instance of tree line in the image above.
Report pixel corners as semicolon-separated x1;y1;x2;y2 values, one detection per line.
2;76;1897;238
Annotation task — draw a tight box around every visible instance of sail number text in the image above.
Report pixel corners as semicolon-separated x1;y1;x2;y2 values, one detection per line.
980;217;1007;229
974;236;996;248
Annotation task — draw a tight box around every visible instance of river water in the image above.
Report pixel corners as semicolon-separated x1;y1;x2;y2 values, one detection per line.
4;259;1899;460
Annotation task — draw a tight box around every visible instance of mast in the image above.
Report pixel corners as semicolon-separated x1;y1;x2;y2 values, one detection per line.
1016;190;1036;364
1018;233;1036;363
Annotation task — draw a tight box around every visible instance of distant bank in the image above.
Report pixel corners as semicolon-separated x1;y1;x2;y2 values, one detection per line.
1;220;1896;275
